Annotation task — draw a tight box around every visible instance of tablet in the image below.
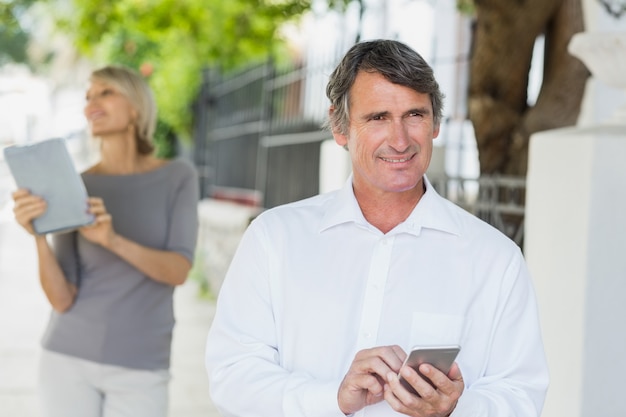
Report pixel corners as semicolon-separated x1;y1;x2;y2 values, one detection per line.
3;138;94;234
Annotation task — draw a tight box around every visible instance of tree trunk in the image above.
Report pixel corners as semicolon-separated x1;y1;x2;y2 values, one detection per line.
469;0;589;176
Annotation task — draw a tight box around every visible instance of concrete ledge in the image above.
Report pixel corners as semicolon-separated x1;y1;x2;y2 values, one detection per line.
197;199;262;295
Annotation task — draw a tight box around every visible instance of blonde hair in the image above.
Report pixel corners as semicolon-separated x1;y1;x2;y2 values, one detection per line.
90;65;157;155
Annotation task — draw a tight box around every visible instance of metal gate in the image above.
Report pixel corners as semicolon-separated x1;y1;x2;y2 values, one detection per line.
192;58;335;209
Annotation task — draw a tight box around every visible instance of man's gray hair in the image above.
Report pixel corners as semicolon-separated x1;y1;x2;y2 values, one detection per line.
325;39;444;135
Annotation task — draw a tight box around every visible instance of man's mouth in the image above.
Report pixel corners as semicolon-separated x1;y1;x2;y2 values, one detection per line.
380;156;413;163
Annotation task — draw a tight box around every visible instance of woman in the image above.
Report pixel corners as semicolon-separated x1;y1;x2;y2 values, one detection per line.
11;65;199;417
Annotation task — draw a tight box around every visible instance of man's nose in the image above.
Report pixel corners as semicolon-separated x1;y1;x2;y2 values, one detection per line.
388;119;411;151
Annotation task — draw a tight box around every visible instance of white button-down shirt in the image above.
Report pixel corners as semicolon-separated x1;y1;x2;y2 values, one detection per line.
206;177;549;417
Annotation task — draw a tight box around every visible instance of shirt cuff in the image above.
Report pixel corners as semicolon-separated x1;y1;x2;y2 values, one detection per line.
450;389;489;416
283;379;347;417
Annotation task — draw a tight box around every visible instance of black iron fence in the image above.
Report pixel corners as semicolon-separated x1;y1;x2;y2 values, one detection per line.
192;58;335;209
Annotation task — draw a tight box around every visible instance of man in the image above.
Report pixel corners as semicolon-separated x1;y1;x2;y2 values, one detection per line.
205;39;549;417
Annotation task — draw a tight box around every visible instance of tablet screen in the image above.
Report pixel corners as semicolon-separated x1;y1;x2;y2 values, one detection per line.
3;138;94;234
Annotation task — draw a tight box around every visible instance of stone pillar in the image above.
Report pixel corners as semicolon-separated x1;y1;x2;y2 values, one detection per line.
525;125;626;417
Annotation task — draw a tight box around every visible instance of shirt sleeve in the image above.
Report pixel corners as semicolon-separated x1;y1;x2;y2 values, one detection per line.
205;219;347;417
451;253;549;416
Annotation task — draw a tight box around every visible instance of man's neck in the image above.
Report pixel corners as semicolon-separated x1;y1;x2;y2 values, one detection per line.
353;180;426;234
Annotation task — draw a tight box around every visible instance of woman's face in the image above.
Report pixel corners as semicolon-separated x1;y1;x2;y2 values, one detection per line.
84;79;137;138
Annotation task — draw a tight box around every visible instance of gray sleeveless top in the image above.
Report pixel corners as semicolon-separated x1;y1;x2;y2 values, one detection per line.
42;158;199;370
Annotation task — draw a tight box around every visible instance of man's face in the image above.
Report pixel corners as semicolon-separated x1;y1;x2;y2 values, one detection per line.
332;71;440;199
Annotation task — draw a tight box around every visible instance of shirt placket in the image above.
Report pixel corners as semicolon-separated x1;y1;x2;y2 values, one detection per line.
355;235;395;351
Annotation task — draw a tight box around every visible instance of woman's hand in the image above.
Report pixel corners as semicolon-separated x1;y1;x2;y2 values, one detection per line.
78;196;191;286
11;188;47;235
79;197;116;247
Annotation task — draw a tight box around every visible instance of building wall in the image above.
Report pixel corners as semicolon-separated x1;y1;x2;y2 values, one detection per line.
526;2;626;416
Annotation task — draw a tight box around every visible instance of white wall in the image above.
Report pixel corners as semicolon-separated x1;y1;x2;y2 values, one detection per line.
527;2;626;411
526;125;626;417
525;3;626;416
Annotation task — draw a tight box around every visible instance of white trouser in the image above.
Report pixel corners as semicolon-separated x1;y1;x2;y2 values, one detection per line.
39;349;170;417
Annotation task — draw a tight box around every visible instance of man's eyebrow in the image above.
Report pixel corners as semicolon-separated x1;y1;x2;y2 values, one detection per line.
405;106;432;116
359;107;432;120
360;111;390;120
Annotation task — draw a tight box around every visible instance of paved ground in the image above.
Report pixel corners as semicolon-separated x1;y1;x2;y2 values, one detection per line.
0;204;221;417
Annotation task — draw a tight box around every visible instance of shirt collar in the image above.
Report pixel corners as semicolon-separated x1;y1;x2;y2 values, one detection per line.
319;175;462;237
400;176;462;237
319;175;370;232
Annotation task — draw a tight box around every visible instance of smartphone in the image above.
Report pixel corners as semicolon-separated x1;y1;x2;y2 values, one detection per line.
398;345;461;396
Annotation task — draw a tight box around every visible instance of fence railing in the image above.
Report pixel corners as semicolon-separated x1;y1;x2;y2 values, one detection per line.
429;175;526;246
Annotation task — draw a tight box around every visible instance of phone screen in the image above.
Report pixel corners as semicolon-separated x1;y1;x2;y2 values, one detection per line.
398;345;461;396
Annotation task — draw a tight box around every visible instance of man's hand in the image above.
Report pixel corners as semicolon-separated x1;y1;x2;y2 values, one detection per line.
384;362;464;417
338;345;406;415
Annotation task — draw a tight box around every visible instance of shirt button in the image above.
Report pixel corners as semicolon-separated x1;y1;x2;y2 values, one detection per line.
364;332;372;338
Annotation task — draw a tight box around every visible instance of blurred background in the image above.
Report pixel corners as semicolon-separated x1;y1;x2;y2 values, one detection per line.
1;0;625;237
1;0;625;416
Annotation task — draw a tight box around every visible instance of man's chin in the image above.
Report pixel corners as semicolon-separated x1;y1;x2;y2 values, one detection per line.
383;180;424;195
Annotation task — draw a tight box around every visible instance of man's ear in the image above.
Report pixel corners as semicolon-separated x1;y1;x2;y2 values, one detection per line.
329;106;348;147
433;123;440;139
333;130;348;148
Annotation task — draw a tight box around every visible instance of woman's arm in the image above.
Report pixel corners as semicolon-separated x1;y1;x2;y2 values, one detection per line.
103;233;192;286
35;235;78;311
79;196;192;286
12;189;77;311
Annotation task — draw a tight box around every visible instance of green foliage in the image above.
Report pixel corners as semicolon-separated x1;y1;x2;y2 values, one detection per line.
153;118;177;158
327;0;353;12
0;26;29;64
456;0;475;15
0;0;37;65
4;0;357;148
49;0;319;144
188;248;214;300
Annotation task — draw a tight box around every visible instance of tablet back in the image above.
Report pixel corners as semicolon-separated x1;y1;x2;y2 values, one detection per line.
3;138;94;234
